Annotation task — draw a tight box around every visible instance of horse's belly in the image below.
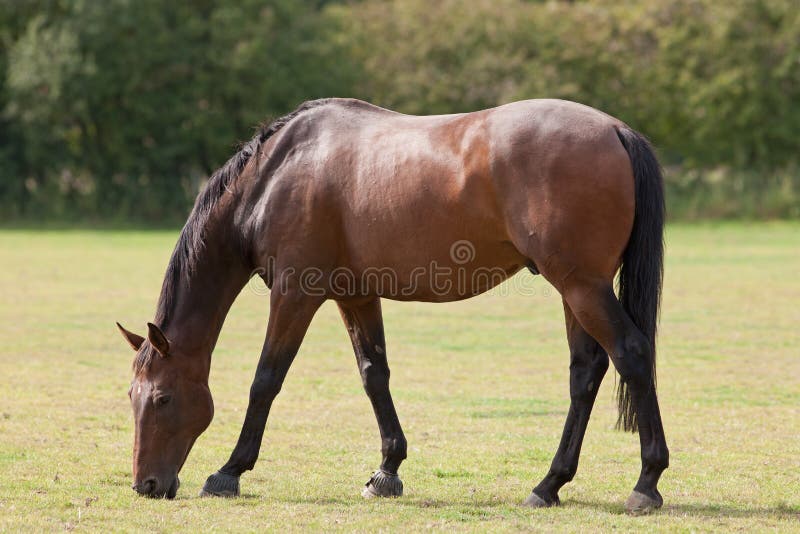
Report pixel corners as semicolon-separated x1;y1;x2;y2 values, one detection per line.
372;262;525;302
339;231;526;302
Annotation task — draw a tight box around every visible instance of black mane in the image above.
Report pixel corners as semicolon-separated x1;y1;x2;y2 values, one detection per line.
134;99;332;373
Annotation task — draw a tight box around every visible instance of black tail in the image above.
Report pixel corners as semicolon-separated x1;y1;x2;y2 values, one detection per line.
614;126;665;432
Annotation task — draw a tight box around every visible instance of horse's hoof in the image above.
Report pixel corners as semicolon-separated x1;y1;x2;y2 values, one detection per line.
199;471;240;497
362;470;403;498
624;490;663;515
522;491;559;508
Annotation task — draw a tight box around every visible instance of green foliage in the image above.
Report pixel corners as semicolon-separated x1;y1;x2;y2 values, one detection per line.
1;0;358;221
0;0;798;221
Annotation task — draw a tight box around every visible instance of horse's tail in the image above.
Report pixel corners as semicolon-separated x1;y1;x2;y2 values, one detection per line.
614;126;665;432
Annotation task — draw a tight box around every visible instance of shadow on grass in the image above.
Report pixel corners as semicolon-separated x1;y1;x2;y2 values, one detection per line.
568;498;799;519
270;494;799;520
468;409;564;419
662;501;799;520
271;495;517;508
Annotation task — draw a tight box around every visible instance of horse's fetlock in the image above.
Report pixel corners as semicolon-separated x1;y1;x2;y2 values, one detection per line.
549;464;576;483
363;369;390;395
382;436;407;461
644;445;669;471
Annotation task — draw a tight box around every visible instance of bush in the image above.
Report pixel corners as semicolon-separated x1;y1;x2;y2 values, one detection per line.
1;0;798;222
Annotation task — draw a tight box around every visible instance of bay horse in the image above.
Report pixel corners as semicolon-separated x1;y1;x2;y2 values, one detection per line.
117;98;667;513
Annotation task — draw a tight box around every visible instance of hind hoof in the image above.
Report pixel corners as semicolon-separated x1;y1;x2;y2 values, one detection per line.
199;471;240;497
624;490;663;515
522;491;559;508
362;470;403;498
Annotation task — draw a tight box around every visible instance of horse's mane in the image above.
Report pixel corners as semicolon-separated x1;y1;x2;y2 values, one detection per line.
134;98;332;373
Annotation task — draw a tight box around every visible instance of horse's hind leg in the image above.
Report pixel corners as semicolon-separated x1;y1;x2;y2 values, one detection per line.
338;298;406;498
559;278;669;514
201;289;323;497
524;299;609;507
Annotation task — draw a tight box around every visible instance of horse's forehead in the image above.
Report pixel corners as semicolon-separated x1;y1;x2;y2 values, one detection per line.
134;353;184;385
132;380;145;396
131;367;154;388
132;347;165;380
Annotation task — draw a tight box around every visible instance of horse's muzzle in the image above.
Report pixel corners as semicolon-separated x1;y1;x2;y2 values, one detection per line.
132;475;179;499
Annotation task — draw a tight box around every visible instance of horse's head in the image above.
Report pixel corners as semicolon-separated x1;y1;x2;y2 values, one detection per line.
117;322;214;498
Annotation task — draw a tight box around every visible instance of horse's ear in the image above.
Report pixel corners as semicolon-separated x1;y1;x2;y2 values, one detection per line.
146;322;170;357
116;322;145;351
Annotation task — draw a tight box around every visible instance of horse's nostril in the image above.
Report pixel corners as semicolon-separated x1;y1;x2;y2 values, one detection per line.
143;477;157;495
133;477;158;495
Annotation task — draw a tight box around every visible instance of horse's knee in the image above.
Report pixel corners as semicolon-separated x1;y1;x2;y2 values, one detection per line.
361;359;390;395
249;371;282;400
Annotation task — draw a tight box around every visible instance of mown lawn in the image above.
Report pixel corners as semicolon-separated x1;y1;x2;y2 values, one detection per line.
0;223;798;532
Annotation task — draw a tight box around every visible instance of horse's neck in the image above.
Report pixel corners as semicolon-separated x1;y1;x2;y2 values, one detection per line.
160;225;252;359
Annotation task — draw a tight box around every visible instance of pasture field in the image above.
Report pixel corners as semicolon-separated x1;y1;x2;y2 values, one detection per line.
0;223;798;532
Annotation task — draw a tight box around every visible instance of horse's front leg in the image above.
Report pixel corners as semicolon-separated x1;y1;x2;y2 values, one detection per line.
201;290;323;497
338;298;407;498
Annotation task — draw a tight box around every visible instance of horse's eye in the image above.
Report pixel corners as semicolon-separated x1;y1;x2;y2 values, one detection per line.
155;395;172;407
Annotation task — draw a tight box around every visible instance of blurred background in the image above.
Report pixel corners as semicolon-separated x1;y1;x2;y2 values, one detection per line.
1;0;798;224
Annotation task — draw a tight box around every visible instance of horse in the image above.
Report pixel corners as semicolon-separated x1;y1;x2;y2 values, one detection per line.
116;97;667;513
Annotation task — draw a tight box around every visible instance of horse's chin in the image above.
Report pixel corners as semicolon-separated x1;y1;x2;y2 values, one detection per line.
165;476;180;499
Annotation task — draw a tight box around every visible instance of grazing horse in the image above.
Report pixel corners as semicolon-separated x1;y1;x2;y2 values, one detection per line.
117;97;667;513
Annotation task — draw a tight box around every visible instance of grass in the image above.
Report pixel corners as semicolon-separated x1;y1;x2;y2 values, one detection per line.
0;222;798;532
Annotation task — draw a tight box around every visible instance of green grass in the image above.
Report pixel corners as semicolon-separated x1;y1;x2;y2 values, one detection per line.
0;223;798;532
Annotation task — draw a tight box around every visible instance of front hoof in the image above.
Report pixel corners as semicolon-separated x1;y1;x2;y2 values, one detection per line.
624;489;663;515
522;491;559;508
199;471;240;497
362;470;403;498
